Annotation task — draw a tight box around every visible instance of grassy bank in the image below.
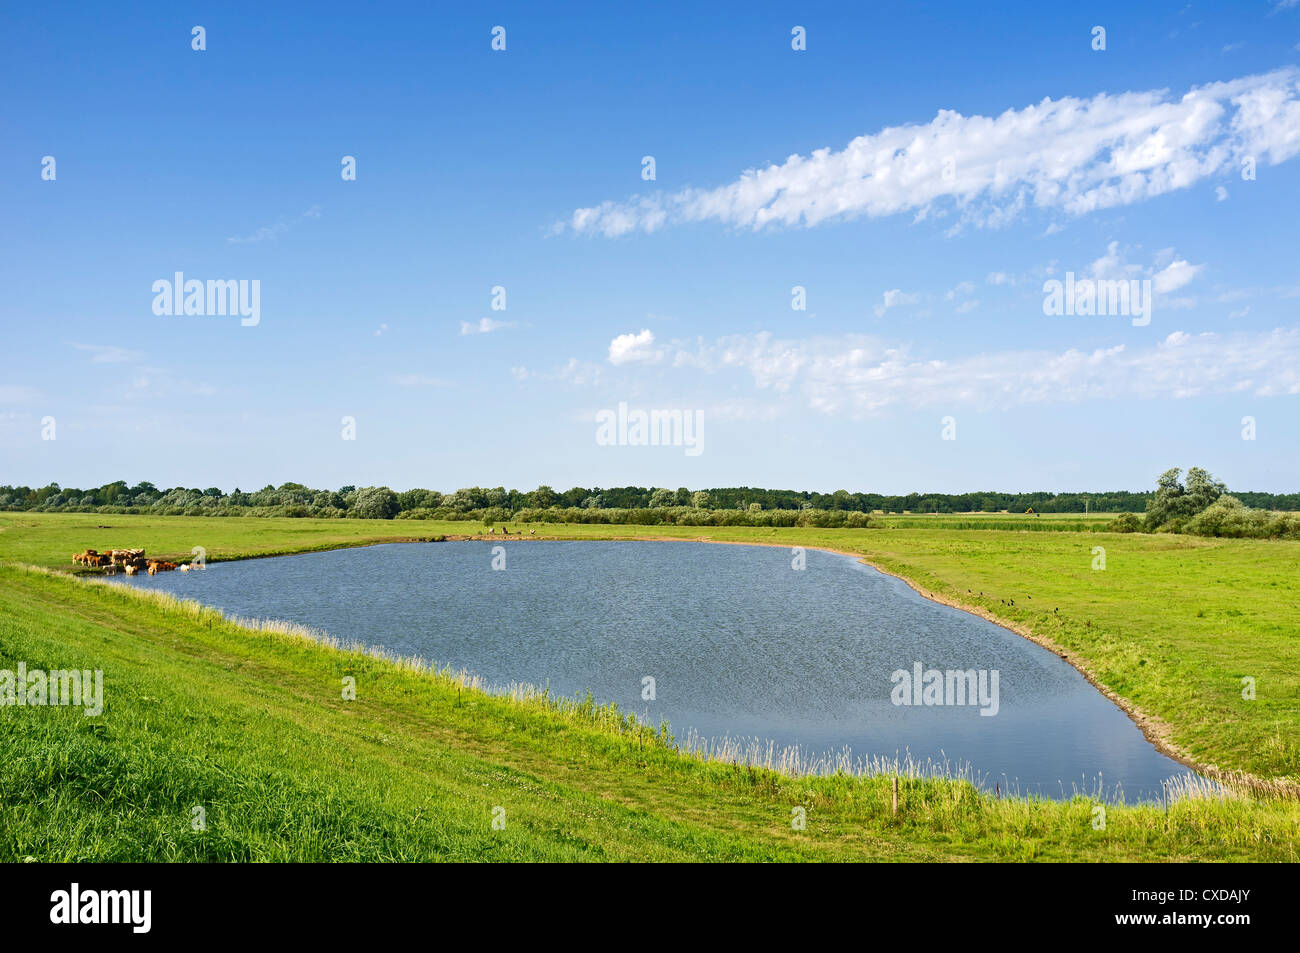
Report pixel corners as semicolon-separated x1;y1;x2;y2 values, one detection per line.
1;563;1296;861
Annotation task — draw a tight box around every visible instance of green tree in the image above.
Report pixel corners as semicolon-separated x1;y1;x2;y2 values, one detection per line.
352;486;400;519
648;488;674;508
1145;466;1227;530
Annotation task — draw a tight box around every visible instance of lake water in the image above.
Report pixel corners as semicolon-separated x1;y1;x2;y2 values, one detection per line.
114;540;1195;801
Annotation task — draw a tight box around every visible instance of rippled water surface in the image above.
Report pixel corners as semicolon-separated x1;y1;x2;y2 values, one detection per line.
116;540;1195;800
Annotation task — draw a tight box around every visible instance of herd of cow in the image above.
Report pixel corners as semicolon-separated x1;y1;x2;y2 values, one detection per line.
72;548;198;575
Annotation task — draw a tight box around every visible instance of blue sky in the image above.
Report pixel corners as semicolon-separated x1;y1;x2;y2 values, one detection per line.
3;0;1299;494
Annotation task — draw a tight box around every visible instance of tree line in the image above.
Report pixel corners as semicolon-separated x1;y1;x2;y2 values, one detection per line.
2;476;1298;531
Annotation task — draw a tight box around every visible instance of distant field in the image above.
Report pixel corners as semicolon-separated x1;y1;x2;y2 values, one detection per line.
874;512;1114;531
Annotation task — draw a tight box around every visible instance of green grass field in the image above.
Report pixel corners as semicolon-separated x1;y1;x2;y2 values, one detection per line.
1;511;1296;861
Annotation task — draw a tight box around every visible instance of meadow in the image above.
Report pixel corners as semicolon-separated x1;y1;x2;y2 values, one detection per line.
1;511;1296;861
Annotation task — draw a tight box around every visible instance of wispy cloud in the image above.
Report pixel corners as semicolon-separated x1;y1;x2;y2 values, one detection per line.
559;69;1300;237
659;327;1300;415
460;317;517;335
74;343;144;364
228;205;321;244
460;315;514;335
395;374;453;388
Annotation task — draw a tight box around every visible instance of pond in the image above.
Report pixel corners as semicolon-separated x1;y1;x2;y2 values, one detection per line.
114;540;1196;801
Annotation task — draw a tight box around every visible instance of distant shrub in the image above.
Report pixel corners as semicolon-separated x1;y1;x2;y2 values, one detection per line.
1184;496;1300;539
1106;512;1142;533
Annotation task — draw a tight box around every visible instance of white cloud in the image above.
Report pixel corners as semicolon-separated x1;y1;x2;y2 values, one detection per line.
1152;257;1205;294
1088;241;1139;280
607;328;662;364
561;69;1300;236
874;289;921;317
986;271;1014;286
662;327;1300;415
1215;185;1229;201
460;317;516;335
1080;241;1205;298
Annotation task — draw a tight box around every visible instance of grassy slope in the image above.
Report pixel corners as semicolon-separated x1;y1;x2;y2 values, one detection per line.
2;565;1296;862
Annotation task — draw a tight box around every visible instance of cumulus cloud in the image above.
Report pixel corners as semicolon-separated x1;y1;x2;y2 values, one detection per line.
607;328;662;364
560;69;1300;237
1152;257;1205;294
